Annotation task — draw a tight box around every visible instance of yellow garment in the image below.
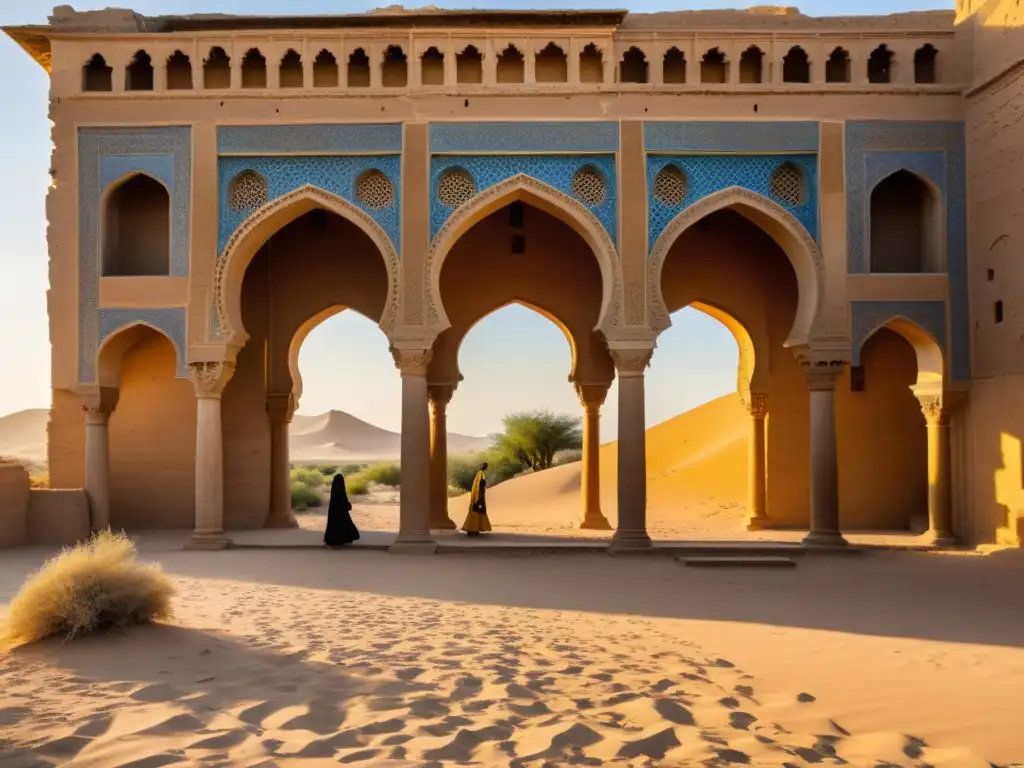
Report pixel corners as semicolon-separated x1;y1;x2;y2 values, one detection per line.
462;471;492;533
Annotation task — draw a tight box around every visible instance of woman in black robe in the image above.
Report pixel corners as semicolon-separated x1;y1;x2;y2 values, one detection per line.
324;473;360;547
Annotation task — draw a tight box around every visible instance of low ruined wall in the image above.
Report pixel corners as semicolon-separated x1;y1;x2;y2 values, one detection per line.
0;462;30;548
28;489;91;547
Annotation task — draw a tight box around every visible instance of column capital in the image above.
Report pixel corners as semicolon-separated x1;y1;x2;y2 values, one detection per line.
609;346;654;377
391;346;432;377
917;394;950;427
266;392;297;423
740;391;768;418
428;382;456;409
80;388;118;425
189;361;235;399
799;359;845;391
574;381;611;411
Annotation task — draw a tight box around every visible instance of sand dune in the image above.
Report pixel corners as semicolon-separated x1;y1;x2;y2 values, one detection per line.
0;409;48;462
463;393;750;535
290;410;491;462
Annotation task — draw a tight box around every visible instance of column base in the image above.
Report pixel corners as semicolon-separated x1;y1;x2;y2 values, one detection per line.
801;530;848;547
610;530;652;550
745;515;770;531
264;511;299;529
184;532;233;550
430;515;457;530
922;530;958;548
579;512;613;531
389;537;439;555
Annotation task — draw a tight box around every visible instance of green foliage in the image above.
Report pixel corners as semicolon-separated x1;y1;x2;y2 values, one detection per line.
317;464;338;476
345;473;370;496
447;485;465;498
361;462;401;487
290;482;322;511
448;454;482;492
495;411;582;472
553;449;583;466
448;448;525;492
291;467;325;489
340;463;367;477
1;530;174;648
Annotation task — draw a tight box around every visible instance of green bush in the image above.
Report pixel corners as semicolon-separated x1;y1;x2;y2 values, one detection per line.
345;473;370;496
553;449;583;466
1;530;174;649
448;449;524;491
340;463;367;477
290;482;322;511
291;467;324;489
447;485;465;498
448;454;480;492
362;462;401;487
317;464;338;476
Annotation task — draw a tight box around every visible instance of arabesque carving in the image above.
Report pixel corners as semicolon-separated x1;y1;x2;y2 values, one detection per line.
391;347;433;376
574;381;611;410
646;186;825;340
212;185;401;342
917;395;949;426
424;173;623;338
609;347;654;375
189;361;235;398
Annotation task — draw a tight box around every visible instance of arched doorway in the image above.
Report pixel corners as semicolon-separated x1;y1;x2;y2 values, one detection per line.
428;197;616;534
656;207;802;531
224;205;395;530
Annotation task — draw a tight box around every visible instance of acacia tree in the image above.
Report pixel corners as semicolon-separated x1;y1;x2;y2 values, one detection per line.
495;411;582;472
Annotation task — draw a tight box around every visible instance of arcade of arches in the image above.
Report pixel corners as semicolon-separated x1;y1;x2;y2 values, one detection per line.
79;195;959;552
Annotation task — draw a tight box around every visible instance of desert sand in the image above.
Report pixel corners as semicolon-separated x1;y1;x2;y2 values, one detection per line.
0;409;48;463
2;543;1023;766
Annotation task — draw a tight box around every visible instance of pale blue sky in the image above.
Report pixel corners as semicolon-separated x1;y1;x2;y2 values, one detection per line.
0;0;949;439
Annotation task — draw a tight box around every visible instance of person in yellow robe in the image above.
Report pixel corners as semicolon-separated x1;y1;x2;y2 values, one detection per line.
462;462;492;536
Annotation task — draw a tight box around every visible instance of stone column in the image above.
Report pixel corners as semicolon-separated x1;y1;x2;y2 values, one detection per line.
610;347;653;549
917;395;957;546
575;382;612;530
802;365;848;547
265;393;298;529
428;383;457;530
82;393;117;532
187;361;234;550
391;347;437;553
743;392;769;530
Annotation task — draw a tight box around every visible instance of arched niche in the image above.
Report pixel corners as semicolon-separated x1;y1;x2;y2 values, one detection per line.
869;169;944;274
101;172;171;277
96;321;184;388
858;316;944;388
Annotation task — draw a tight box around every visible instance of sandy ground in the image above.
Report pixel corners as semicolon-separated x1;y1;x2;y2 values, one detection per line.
2;543;1023;767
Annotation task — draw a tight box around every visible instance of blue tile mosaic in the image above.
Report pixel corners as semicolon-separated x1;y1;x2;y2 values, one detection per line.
850;301;946;367
430;122;619;153
98;308;188;378
644;121;819;153
846;121;968;381
217;124;403;155
646;154;819;249
78;126;192;383
429;155;617;243
217;156;401;255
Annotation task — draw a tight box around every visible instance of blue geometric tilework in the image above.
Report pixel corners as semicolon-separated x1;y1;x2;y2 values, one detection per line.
430;122;619;153
845;121;968;381
850;301;947;368
218;124;403;155
217;156;402;255
644;121;819;153
429;155;617;243
646;154;819;250
98;308;188;379
78;126;192;383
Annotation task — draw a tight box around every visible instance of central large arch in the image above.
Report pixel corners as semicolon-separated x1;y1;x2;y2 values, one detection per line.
212;185;401;348
424;174;623;340
648;186;825;347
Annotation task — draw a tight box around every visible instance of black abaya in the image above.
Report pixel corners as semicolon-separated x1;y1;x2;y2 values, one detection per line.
324;473;360;547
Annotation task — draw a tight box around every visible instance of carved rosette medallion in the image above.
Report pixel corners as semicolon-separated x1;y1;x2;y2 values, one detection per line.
189;361;235;399
391;347;433;377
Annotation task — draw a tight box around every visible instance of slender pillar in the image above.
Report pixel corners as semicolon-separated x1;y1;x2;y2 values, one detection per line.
575;382;612;530
82;392;117;532
428;383;457;530
917;395;957;546
187;361;234;550
610;347;653;549
743;392;769;530
802;366;847;547
265;393;298;529
391;347;437;553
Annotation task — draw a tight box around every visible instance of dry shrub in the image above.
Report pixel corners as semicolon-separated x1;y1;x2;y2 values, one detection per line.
1;530;174;649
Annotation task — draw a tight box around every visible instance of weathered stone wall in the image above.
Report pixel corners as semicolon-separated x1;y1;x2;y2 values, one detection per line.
0;462;30;548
